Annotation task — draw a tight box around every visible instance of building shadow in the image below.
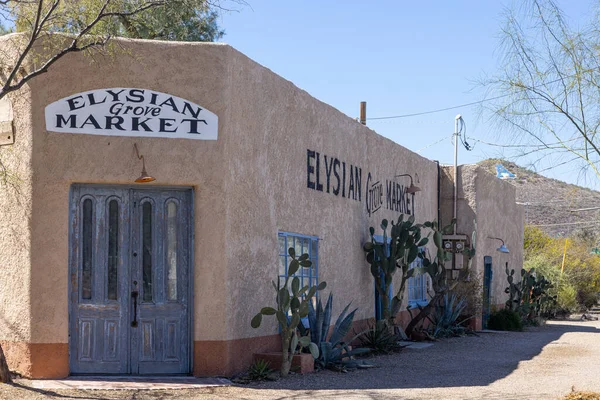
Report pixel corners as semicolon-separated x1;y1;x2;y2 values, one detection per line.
250;321;599;391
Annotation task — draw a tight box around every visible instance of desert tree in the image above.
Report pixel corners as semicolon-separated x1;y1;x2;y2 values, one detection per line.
483;0;600;181
0;0;242;102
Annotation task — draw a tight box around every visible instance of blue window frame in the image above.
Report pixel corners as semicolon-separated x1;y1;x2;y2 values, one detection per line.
408;249;428;308
278;232;319;292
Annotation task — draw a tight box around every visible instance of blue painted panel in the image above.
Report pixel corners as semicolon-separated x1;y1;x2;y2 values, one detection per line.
483;256;493;329
69;185;193;375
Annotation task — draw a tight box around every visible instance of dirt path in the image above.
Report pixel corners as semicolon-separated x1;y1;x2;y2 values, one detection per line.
1;319;599;400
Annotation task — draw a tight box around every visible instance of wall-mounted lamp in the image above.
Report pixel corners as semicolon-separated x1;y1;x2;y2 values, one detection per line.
395;173;421;194
133;143;156;183
488;237;510;253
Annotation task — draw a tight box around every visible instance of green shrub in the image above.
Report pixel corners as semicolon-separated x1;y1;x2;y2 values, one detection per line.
487;309;523;331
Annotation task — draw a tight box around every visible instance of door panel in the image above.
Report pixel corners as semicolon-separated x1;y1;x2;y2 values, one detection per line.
70;185;192;375
69;187;130;374
482;256;493;329
131;190;191;374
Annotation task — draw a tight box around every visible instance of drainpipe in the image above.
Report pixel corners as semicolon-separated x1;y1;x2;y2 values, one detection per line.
435;160;441;224
453;114;461;235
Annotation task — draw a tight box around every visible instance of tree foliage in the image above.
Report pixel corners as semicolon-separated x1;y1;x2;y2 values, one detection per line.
116;0;225;41
3;0;230;41
524;225;600;312
0;0;235;102
484;0;600;180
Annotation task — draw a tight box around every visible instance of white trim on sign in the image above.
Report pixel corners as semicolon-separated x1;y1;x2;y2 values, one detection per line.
45;88;218;140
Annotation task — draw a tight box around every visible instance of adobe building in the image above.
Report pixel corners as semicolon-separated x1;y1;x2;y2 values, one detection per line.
0;34;523;378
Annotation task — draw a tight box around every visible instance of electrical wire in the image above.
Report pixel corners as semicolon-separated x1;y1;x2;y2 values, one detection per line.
535;156;581;173
366;94;510;120
366;73;599;121
416;134;454;153
470;137;580;148
530;220;600;227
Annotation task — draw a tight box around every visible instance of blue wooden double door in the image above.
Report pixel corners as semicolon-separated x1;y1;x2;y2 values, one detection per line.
69;185;193;375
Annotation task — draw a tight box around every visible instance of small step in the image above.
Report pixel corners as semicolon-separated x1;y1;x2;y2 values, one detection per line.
18;376;231;390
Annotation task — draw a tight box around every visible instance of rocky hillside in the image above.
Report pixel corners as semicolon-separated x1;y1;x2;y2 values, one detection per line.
477;159;600;237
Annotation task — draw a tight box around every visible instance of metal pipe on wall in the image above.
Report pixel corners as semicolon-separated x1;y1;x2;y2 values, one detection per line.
435;160;441;225
453;114;461;235
360;102;367;125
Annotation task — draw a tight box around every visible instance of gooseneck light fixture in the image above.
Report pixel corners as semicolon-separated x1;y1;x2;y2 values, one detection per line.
395;173;421;194
133;143;156;183
488;237;510;253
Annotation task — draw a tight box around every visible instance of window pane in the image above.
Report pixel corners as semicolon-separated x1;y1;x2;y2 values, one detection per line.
82;199;93;300
279;256;286;276
278;236;285;255
166;202;178;301
142;202;153;302
294;238;302;256
302;238;309;255
107;200;119;300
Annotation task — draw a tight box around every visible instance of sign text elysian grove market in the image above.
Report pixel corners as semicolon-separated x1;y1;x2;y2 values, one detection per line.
45;88;218;140
306;149;416;216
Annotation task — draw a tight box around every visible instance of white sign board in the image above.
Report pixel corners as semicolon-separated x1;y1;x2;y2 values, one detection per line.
45;88;218;140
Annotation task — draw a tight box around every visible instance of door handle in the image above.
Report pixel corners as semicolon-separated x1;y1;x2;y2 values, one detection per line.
131;291;139;327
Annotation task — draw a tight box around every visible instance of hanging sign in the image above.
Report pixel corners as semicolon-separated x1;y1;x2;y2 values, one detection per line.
45;88;218;140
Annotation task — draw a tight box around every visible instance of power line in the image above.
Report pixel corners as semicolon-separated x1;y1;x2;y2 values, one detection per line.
366;94;509;121
416;134;454;153
536;156;581;173
470;137;580;148
530;220;600;227
366;74;592;121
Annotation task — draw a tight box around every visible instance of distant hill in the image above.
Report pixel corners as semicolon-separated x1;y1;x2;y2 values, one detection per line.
477;159;600;237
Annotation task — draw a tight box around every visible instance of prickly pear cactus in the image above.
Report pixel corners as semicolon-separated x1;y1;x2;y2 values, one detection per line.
251;247;325;376
504;265;556;321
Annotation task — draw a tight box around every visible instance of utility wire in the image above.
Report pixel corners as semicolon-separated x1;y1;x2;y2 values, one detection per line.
535;156;581;173
366;73;594;121
531;220;600;227
416;134;454;153
470;137;580;148
366;95;510;120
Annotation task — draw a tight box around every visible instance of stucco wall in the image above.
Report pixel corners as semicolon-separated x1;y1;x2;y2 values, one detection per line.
0;35;524;377
0;91;33;343
23;39;233;345
221;48;439;340
474;166;524;308
0;35;35;339
3;38;440;347
440;164;524;314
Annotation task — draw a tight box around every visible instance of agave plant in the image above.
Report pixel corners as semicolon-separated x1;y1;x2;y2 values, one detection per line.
300;293;369;370
359;319;403;354
429;293;470;338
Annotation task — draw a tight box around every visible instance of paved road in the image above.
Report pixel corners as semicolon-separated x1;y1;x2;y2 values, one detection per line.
1;319;599;399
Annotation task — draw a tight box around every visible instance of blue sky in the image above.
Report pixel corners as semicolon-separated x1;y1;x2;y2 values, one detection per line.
220;1;596;188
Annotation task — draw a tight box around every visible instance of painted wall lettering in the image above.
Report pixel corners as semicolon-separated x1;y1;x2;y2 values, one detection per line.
306;148;417;216
366;173;383;216
45;88;218;140
306;150;362;202
385;180;414;215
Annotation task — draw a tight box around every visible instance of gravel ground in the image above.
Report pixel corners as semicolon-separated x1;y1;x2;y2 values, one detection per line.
1;319;599;400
